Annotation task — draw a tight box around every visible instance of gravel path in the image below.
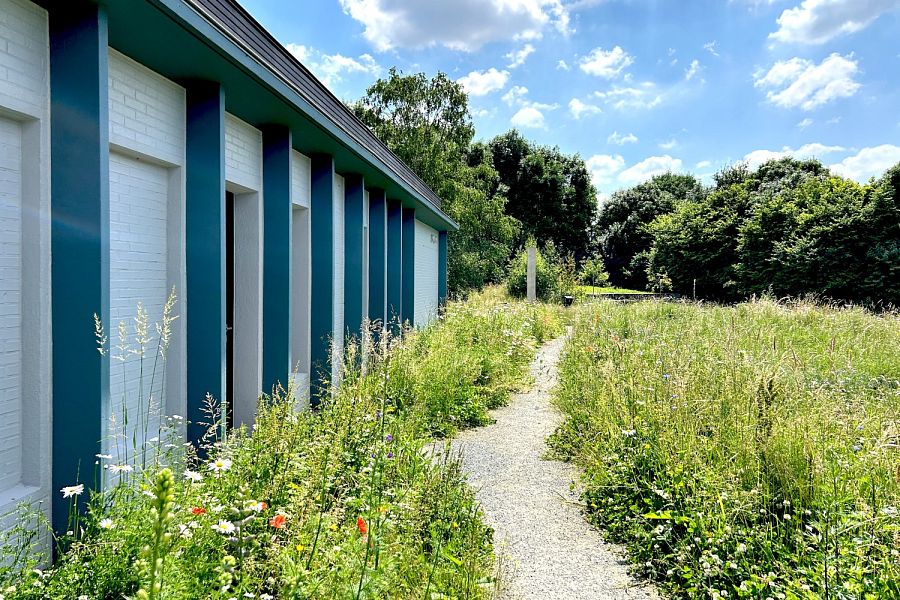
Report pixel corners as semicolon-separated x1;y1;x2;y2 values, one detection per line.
449;334;658;600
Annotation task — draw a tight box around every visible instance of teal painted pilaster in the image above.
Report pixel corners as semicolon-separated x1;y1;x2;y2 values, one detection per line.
343;175;365;339
438;230;448;309
367;189;387;327
262;126;292;393
386;200;403;334
50;3;110;535
185;82;226;447
310;155;334;402
401;208;416;326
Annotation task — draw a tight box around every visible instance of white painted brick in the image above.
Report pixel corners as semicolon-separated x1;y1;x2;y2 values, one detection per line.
291;150;310;208
0;0;46;120
108;49;185;166
332;174;344;389
225;114;262;191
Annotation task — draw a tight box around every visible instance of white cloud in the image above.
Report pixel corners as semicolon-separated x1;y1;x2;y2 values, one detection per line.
797;117;814;128
742;142;845;169
586;154;626;195
473;107;495;118
285;43;381;88
506;44;536;68
696;160;712;169
338;0;571;52
704;41;719;56
511;106;547;129
457;68;510;96
594;84;662;110
685;59;702;81
557;59;571;70
568;98;603;119
579;46;634;78
770;0;899;45
618;155;684;186
754;53;860;110
502;85;530;105
659;138;678;150
830;144;900;181
607;131;638;145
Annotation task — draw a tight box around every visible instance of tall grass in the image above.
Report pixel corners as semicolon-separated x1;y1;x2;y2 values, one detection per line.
0;289;562;598
551;299;900;599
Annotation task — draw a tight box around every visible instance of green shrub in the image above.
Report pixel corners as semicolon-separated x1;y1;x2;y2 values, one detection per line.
0;289;561;598
552;299;900;599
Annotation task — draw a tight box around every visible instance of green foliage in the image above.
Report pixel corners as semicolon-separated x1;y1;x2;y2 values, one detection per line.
485;130;597;259
353;69;519;294
624;157;900;305
552;300;900;598
506;243;579;302
579;255;610;288
0;291;561;599
596;173;704;289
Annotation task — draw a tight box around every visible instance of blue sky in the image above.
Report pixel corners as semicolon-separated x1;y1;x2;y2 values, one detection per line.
241;0;900;200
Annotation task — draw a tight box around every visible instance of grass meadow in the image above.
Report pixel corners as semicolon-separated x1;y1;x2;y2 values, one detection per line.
0;291;562;599
552;299;900;599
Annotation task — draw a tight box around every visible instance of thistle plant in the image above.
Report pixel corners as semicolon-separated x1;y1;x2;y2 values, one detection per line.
135;468;175;600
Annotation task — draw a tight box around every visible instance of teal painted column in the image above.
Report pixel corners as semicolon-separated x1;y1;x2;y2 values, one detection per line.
367;189;387;327
262;126;292;394
401;207;416;326
343;175;365;339
386;200;403;335
49;3;110;535
310;155;334;402
438;230;448;309
185;82;225;447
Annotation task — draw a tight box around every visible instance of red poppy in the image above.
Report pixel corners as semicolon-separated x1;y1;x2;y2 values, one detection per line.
269;514;286;529
191;507;206;515
357;517;368;536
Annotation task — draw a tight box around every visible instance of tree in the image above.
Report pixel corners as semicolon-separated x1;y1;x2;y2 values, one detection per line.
595;173;703;289
486;131;597;259
352;69;518;293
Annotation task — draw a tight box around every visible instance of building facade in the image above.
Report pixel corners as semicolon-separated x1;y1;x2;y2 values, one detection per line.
0;0;455;535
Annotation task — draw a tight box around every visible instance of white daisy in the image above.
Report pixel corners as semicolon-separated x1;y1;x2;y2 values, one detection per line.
108;464;133;474
207;458;233;473
183;470;203;482
60;484;84;498
212;520;236;534
98;518;115;530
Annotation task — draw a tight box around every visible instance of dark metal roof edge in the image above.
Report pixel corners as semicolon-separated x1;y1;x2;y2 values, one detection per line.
174;0;454;228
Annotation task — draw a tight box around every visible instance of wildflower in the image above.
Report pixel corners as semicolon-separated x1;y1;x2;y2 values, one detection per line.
212;520;236;534
191;506;207;515
621;429;636;437
246;500;267;513
357;517;368;537
260;595;274;600
663;373;671;380
95;454;112;460
108;464;133;474
178;524;193;539
385;434;393;443
98;518;115;530
736;543;747;554
783;514;791;521
184;470;203;482
269;514;286;529
208;458;233;473
387;451;394;459
61;484;84;498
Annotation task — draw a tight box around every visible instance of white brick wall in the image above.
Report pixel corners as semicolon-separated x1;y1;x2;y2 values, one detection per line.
225;114;262;192
414;220;439;327
290;151;311;401
0;0;49;120
332;174;345;389
108;49;185;166
0;0;51;535
106;50;186;465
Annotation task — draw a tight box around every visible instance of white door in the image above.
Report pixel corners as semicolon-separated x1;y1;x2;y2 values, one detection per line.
108;152;171;466
414;220;440;327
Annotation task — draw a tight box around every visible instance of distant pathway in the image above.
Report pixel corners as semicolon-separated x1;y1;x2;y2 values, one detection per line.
449;334;658;600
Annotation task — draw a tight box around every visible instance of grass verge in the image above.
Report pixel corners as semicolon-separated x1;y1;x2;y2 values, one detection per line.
551;299;900;599
0;289;563;599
